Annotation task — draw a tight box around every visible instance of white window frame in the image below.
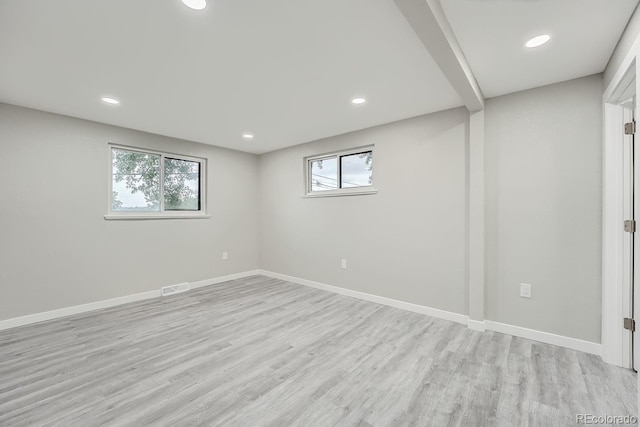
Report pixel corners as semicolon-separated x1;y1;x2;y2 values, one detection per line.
105;144;210;220
303;145;377;198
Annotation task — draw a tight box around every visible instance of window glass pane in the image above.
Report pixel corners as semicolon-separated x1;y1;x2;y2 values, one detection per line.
310;157;338;192
112;149;160;211
340;151;373;188
164;158;201;211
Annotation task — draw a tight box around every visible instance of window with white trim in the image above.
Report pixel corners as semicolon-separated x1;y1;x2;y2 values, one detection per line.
305;146;375;196
107;145;207;219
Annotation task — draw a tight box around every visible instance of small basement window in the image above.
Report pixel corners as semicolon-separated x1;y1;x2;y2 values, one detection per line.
105;145;208;219
305;146;376;197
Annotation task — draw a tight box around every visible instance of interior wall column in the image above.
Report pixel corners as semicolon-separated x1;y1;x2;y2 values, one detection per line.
468;109;486;330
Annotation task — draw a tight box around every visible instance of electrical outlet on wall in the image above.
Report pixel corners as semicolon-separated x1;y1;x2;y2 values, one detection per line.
222;251;228;260
520;283;532;298
341;259;347;269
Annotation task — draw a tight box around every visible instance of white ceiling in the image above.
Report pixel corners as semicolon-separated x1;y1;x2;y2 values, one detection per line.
0;0;463;154
1;1;638;154
441;0;639;98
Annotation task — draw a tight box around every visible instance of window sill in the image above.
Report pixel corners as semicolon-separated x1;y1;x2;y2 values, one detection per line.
104;213;211;220
301;188;378;198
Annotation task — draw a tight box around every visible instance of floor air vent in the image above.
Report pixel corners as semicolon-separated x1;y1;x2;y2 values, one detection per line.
161;283;190;297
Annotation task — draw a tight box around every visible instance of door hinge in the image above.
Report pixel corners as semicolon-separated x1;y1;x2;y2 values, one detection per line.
624;318;636;332
624;220;636;233
625;121;636;135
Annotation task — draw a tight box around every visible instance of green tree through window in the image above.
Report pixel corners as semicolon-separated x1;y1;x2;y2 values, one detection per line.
164;157;200;210
111;148;202;212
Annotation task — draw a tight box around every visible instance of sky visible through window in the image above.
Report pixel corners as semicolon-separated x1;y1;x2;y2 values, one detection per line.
113;180;151;209
311;158;338;191
341;153;372;188
310;152;372;192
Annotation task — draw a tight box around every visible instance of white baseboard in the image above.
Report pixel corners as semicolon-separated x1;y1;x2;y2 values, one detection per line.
0;270;260;332
0;289;160;332
484;320;602;356
467;319;486;332
189;270;260;289
258;270;602;356
258;270;468;325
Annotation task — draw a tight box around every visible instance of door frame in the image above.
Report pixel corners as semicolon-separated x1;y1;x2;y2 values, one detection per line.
603;60;636;369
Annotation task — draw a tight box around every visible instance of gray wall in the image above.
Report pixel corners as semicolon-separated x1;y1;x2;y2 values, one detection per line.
259;108;469;314
0;103;259;320
259;75;603;343
1;75;604;344
485;75;603;343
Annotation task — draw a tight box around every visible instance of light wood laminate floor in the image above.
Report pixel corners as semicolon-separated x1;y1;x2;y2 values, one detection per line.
0;275;636;426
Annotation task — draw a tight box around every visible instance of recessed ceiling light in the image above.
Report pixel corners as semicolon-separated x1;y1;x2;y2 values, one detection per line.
351;97;366;105
101;97;120;105
181;0;206;10
242;133;254;140
525;34;551;48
